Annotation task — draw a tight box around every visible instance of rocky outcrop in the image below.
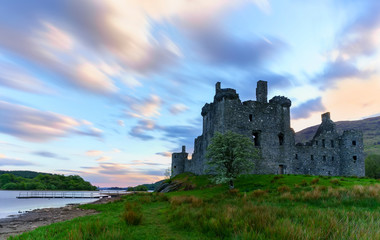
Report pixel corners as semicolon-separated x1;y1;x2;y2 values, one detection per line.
155;181;182;193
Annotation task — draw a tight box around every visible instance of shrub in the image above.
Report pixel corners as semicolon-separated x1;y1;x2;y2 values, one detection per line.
330;179;340;185
228;188;240;196
277;185;291;193
250;189;267;198
153;192;169;202
300;180;308;186
311;178;319;185
170;195;203;207
280;192;294;201
302;188;322;200
271;175;284;183
315;185;327;192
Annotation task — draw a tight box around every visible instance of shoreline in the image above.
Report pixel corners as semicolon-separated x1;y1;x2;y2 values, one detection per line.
0;196;120;240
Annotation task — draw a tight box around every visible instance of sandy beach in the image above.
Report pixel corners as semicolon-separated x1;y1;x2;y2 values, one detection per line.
0;196;120;240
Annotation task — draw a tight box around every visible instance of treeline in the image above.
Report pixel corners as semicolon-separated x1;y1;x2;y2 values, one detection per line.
0;170;48;179
365;154;380;179
126;180;166;191
0;173;97;190
127;185;148;191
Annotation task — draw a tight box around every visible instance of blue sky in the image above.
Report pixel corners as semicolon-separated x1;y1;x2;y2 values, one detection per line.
0;0;380;187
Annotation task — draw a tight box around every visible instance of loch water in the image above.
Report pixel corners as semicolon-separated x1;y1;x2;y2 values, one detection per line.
0;190;101;219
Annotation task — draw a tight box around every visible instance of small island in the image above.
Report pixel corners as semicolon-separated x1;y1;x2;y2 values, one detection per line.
0;170;97;191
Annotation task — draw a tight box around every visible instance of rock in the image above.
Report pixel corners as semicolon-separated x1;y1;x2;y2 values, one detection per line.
155;182;169;192
156;181;182;193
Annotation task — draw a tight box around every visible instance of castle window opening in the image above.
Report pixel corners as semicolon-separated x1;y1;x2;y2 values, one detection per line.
252;131;260;146
353;156;357;163
322;139;325;148
278;133;284;146
332;156;334;162
331;140;334;148
315;140;318;146
311;155;314;161
249;114;253;122
352;140;356;146
174;166;176;168
323;155;326;161
295;154;298;160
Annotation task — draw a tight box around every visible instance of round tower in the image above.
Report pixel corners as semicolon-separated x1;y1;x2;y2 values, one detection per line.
339;130;365;177
171;145;188;177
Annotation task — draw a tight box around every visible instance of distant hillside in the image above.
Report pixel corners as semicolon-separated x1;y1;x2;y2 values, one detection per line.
0;170;50;179
295;116;380;155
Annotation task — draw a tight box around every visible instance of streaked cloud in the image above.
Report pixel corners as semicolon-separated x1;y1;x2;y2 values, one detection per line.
192;31;285;67
96;156;112;162
314;0;380;88
156;152;172;157
0;154;37;166
33;151;69;160
86;150;104;156
0;100;102;142
169;104;189;115
117;120;125;127
0;61;54;94
292;97;326;120
129;119;158;141
129;95;162;119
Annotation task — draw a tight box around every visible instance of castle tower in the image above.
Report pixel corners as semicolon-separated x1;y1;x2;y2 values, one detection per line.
339;130;365;177
171;145;188;177
256;80;268;103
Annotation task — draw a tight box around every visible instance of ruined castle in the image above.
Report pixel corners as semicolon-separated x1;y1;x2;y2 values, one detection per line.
172;81;365;177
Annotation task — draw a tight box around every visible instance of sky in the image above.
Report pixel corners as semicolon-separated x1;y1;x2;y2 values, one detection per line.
0;0;380;187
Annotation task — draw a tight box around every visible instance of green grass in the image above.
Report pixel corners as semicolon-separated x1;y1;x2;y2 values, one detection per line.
9;174;380;240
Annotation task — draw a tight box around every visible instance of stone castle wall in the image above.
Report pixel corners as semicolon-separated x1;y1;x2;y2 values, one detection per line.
171;81;364;177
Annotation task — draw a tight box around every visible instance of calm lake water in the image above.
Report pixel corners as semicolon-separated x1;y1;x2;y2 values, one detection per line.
0;190;103;219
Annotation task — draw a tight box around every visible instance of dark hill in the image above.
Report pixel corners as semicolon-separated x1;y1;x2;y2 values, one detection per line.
295;116;380;155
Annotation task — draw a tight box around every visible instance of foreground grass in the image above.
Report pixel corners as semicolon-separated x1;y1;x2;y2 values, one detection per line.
10;174;380;240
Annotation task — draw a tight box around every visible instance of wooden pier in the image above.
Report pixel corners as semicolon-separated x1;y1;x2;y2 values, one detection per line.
17;192;106;199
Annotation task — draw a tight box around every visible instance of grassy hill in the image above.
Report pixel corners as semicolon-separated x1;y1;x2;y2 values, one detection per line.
295;116;380;155
11;173;380;240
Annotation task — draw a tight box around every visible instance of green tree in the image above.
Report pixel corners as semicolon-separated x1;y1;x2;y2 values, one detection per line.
206;131;259;189
365;154;380;178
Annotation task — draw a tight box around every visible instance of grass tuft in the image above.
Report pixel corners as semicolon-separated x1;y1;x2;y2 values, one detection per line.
122;202;142;225
311;178;320;185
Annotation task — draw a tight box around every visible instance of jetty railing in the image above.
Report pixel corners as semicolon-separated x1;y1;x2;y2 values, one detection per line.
17;192;105;199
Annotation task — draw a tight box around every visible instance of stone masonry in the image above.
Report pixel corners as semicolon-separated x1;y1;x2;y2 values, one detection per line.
171;81;365;177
